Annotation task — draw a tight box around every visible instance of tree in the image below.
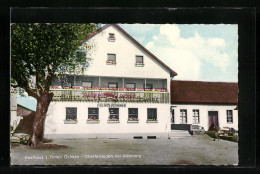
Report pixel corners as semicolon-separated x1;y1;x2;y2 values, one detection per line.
11;23;99;146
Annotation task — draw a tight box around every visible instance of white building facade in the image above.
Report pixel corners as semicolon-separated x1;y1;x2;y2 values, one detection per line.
170;80;238;132
44;24;177;139
44;24;238;139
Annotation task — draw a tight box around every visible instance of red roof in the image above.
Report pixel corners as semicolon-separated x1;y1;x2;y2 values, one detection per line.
83;24;177;77
171;80;238;104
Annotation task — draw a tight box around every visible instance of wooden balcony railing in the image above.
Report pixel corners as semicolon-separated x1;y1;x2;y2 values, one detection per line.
50;89;170;104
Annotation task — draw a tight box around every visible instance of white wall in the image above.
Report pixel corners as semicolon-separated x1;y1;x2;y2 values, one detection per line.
45;102;171;137
10;91;19;129
83;25;171;79
172;104;238;130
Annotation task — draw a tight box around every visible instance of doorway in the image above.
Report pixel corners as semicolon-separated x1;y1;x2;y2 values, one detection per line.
208;111;219;129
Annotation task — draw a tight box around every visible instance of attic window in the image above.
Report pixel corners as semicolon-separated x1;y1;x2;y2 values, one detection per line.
135;56;144;67
108;33;115;42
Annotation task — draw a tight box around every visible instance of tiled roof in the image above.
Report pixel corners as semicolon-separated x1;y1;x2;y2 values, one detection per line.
83;24;178;77
171;80;238;104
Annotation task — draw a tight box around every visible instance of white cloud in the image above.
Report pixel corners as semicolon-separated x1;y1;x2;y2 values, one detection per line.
146;24;230;80
160;24;180;45
208;38;225;47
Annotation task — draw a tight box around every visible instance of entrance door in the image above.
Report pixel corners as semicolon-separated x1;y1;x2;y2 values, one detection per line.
208;111;219;129
171;109;174;123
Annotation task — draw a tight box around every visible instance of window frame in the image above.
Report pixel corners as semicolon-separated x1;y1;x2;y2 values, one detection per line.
143;83;153;90
82;81;92;88
147;108;157;121
109;33;115;38
108;108;119;121
108;33;115;42
108;82;118;88
136;55;144;63
180;109;187;124
171;109;175;123
128;108;138;121
135;55;144;67
64;107;78;124
192;109;200;124
126;83;136;90
226;110;233;123
106;54;117;64
88;108;99;120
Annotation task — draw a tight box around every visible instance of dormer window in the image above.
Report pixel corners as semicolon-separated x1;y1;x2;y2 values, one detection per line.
135;55;144;67
106;54;116;65
108;33;115;42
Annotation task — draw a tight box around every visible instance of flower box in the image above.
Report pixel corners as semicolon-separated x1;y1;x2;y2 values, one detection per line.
154;88;167;92
64;119;78;124
126;88;135;91
127;120;139;123
86;119;100;124
107;118;120;123
50;86;60;89
100;87;109;90
106;60;117;65
118;88;126;91
135;63;145;67
137;88;144;91
63;86;70;89
72;86;81;89
127;118;139;123
108;87;117;90
144;88;152;91
83;86;93;90
146;119;158;123
108;37;116;42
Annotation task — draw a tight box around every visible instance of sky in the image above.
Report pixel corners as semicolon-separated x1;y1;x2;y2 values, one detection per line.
119;24;238;82
17;24;238;110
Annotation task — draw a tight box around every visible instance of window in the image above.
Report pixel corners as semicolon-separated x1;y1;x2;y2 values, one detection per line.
143;83;153;91
108;82;118;88
108;108;119;121
82;81;92;88
128;108;138;121
88;108;99;120
192;109;200;124
106;54;116;64
109;33;115;38
147;108;157;121
227;110;233;123
126;83;135;90
66;107;77;121
180;109;187;123
108;33;115;41
135;56;144;66
136;56;143;63
171;109;174;123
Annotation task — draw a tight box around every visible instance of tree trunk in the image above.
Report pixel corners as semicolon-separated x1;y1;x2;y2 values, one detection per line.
28;91;53;146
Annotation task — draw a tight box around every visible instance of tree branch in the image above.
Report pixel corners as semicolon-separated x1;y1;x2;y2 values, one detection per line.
24;87;39;99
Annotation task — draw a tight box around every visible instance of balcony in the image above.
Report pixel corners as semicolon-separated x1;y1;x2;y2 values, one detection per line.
50;88;169;104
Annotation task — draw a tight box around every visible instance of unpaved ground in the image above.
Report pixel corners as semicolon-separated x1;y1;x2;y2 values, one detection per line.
10;134;238;165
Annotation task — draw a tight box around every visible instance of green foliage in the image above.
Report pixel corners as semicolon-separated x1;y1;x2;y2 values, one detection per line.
11;23;98;98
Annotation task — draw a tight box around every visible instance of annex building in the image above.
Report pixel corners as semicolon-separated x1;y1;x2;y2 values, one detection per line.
43;24;238;139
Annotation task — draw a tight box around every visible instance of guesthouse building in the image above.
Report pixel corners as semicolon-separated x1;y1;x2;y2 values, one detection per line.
43;24;238;139
44;24;177;139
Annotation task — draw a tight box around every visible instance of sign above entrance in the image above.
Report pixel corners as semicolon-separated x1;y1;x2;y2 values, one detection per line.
97;103;126;107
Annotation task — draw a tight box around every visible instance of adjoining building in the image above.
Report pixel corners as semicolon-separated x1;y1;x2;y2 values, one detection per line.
43;24;238;139
170;80;238;132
